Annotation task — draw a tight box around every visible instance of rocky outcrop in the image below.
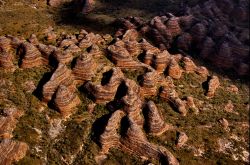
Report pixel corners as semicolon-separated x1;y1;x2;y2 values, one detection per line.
85;68;124;104
182;57;197;73
154;50;171;73
0;139;28;165
53;49;73;64
145;101;173;136
100;110;125;154
176;132;188;148
37;43;56;61
89;44;104;58
122;29;139;42
140;71;158;96
42;63;74;103
122;79;144;127
54;85;81;118
0;107;28;165
0;37;16;71
168;58;182;79
186;96;199;114
159;76;176;99
195;66;209;78
72;53;97;84
120;118;179;165
0;107;23;139
108;40;142;68
148;15;182;50
0;37;12;52
170;97;187;116
206;76;220;98
78;32;105;49
0;51;16;72
19;42;46;68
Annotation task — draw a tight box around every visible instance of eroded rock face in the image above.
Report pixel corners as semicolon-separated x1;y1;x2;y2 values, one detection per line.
0;36;19;72
120;118;179;165
108;40;142;68
100;110;125;154
145;101;173;136
0;51;15;72
176;132;188;148
140;71;158;96
19;42;46;68
0;108;23;139
72;53;97;84
85;67;124;104
168;58;183;79
54;85;81;118
206;76;220;98
0;139;28;165
0;107;28;165
42;63;74;103
122;79;144;127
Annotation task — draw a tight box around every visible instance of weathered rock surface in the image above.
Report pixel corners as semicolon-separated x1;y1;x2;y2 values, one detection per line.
0;107;28;165
108;40;142;68
186;96;199;114
120;118;179;165
0;139;28;165
140;71;158;96
85;67;124;103
168;58;182;79
100;110;125;154
206;76;220;98
42;63;74;103
145;101;173;135
19;42;46;68
54;85;81;118
0;107;23;139
0;51;16;72
72;53;97;84
122;79;144;127
176;132;188;148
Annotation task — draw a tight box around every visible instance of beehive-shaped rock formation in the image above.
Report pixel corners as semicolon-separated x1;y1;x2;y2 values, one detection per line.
145;101;173;136
72;53;97;84
85;68;124;103
42;63;74;103
0;108;23;139
100;110;125;154
168;58;183;79
54;85;81;118
140;71;158;96
19;42;47;68
108;40;141;68
122;79;144;127
53;49;73;64
120;118;179;165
